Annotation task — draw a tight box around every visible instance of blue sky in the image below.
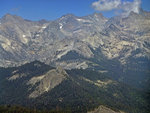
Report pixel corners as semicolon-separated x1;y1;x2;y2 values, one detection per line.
0;0;150;20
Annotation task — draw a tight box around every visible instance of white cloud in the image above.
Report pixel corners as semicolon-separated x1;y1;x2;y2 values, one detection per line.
92;0;141;16
92;0;121;11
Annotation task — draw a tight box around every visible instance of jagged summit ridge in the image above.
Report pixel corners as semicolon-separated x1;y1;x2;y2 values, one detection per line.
0;10;150;69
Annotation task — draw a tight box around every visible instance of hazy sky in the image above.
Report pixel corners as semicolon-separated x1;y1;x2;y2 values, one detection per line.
0;0;150;20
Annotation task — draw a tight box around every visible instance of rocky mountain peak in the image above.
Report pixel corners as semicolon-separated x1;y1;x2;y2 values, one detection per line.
3;13;15;18
126;9;150;19
93;12;105;18
59;13;77;21
128;11;140;18
27;67;67;98
138;8;150;17
1;13;24;23
84;12;107;21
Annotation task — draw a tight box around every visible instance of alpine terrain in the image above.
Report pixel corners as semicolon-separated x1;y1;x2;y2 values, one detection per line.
0;9;150;113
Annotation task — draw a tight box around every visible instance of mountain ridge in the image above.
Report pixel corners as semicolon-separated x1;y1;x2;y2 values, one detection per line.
0;9;150;90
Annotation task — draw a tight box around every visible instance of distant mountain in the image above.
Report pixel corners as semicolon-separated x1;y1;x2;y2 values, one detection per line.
0;11;149;67
0;11;150;91
0;61;149;113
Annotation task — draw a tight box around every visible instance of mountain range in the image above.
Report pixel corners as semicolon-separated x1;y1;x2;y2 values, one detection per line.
0;9;150;113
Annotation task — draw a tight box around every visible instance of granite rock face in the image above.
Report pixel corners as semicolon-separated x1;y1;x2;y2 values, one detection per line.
27;67;67;98
0;11;149;69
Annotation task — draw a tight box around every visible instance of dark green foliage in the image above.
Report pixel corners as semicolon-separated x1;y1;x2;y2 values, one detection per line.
0;105;68;113
0;61;149;113
67;69;149;113
122;56;150;90
0;61;54;105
